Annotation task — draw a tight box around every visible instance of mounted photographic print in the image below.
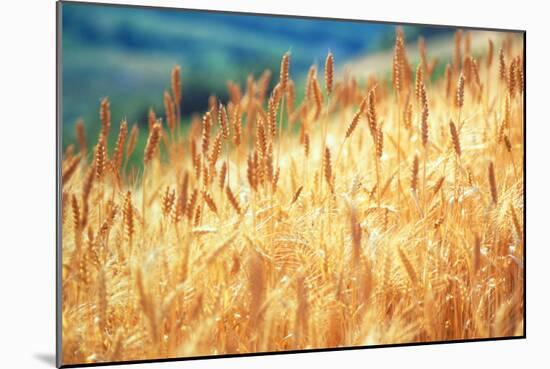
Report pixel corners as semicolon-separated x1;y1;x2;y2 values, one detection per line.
57;1;525;367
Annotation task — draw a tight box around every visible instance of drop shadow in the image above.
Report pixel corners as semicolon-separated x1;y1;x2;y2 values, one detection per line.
34;353;56;367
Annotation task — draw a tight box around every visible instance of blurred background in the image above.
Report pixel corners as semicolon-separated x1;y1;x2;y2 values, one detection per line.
61;2;456;149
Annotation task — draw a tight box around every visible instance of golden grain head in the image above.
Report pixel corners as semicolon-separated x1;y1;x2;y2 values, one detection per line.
325;51;334;95
280;52;290;90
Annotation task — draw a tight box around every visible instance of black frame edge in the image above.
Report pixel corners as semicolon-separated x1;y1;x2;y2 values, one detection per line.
56;1;63;368
522;29;526;339
59;336;525;368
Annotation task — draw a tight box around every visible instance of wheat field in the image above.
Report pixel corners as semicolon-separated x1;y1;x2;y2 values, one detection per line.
60;29;524;365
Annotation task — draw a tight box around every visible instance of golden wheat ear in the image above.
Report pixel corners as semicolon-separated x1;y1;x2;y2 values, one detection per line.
410;154;419;194
488;161;498;205
99;97;111;143
449;119;461;157
324;51;334;95
421;102;429;147
279;52;290;90
144;121;162;164
75;118;87;157
171;65;181;106
226;185;241;215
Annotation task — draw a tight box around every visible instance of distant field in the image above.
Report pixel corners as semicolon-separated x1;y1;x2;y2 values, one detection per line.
61;2;451;150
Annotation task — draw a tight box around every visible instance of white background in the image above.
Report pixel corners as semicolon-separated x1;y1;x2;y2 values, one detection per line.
0;0;547;368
